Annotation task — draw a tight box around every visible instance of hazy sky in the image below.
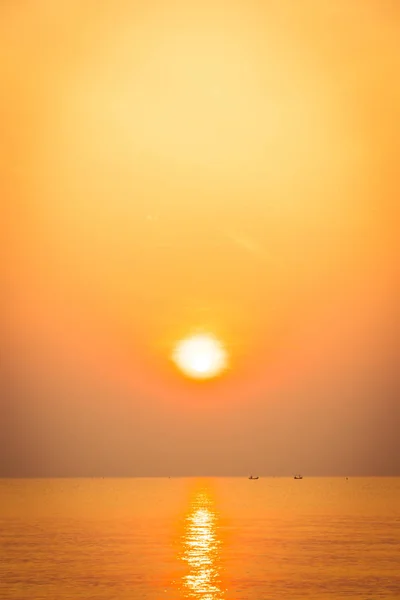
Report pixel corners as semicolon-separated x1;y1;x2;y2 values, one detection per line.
2;0;399;476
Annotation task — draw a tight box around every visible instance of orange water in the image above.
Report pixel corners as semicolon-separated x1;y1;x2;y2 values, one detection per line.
1;478;399;599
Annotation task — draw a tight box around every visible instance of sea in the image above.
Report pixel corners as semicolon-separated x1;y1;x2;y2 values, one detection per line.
1;477;399;599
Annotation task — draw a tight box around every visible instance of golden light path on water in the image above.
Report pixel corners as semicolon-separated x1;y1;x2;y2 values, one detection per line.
181;487;224;599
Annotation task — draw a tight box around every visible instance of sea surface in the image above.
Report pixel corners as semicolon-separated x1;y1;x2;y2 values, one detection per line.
0;477;399;599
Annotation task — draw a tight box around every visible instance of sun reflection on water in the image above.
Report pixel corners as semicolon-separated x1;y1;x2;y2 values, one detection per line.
181;487;224;599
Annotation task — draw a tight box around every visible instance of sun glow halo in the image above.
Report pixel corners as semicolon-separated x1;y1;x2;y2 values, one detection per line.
172;334;228;380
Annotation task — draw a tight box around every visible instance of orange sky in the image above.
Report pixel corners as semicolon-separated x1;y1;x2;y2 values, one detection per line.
2;1;399;476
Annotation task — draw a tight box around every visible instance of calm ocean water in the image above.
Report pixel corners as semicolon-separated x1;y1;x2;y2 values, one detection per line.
1;477;399;599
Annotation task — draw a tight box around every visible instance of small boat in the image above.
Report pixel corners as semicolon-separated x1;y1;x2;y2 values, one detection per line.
248;475;259;480
294;474;303;480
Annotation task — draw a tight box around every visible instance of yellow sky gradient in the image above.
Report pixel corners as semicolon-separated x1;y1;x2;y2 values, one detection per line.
2;1;399;475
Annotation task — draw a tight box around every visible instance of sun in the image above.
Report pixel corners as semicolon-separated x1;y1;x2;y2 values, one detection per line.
172;334;228;380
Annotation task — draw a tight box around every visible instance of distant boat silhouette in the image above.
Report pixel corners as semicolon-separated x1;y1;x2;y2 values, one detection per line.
248;475;259;480
294;474;303;480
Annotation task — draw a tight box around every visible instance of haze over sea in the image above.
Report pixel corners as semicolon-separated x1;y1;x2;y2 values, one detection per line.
1;477;399;599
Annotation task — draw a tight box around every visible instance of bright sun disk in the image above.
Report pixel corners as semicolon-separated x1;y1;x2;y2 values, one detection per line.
172;334;228;380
